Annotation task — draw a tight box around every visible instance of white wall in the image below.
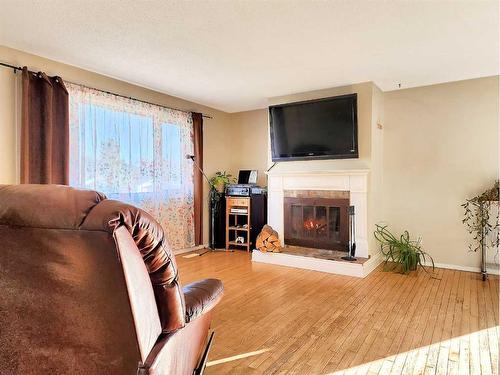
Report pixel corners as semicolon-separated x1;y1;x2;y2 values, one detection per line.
369;84;385;253
228;109;269;186
382;76;499;269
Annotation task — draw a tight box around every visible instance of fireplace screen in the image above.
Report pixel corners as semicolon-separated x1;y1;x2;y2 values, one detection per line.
284;197;349;251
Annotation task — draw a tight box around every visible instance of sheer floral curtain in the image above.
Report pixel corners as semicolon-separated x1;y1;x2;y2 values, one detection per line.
67;83;195;249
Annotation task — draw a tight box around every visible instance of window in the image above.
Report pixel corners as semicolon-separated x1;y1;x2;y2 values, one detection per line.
67;83;195;249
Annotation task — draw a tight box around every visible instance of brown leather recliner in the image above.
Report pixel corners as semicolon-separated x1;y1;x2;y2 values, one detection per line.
0;184;223;375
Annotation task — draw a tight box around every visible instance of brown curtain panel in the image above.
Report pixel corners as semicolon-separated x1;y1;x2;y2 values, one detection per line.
21;67;69;184
192;112;204;246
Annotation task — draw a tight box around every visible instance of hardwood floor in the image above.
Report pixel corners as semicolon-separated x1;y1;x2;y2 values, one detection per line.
177;251;499;375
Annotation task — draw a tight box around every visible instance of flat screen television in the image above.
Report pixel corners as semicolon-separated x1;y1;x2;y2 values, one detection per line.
269;93;358;161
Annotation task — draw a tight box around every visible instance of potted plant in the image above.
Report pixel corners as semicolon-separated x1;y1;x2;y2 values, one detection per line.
462;181;499;280
462;180;499;253
208;171;236;249
209;171;235;194
374;224;434;274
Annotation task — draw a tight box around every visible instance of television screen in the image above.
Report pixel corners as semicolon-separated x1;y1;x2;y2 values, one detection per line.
269;94;358;161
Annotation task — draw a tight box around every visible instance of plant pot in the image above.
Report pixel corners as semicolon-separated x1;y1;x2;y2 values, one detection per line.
409;254;420;271
214;182;225;193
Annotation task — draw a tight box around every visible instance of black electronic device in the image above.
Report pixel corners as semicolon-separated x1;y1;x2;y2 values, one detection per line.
269;93;358;161
250;186;266;195
249;191;267;247
226;184;251;197
238;170;258;184
210;192;226;249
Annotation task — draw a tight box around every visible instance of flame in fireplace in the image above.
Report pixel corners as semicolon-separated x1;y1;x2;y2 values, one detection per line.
304;219;327;233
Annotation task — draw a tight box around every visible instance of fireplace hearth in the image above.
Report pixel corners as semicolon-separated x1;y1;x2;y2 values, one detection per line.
284;193;349;251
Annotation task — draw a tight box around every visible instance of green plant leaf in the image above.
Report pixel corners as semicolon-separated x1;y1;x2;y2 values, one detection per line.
374;224;435;275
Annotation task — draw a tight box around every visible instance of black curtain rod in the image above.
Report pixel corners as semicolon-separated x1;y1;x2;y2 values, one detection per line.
0;62;22;72
0;61;213;119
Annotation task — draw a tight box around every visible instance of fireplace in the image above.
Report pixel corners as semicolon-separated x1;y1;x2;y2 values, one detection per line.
284;191;349;251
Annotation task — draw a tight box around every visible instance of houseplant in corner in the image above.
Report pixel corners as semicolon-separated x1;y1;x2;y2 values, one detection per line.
208;171;236;249
462;180;499;280
462;180;499;252
374;224;435;274
210;171;236;194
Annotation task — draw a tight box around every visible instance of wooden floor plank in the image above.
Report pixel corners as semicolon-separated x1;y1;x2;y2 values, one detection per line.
320;272;403;373
425;269;455;373
458;270;472;375
469;273;482;375
447;271;465;373
350;271;420;367
176;251;499;375
412;346;430;375
477;275;493;375
483;275;499;375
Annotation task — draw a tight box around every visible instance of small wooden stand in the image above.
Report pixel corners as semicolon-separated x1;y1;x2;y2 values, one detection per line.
226;197;251;252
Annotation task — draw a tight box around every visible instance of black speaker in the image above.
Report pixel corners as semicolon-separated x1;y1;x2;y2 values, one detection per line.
250;192;267;247
210;192;226;249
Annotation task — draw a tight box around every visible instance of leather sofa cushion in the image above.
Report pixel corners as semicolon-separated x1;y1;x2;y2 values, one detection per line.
114;225;162;361
81;199;186;333
183;278;224;323
0;184;105;229
0;225;139;374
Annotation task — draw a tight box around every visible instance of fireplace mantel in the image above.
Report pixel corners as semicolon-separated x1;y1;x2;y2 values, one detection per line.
266;169;370;258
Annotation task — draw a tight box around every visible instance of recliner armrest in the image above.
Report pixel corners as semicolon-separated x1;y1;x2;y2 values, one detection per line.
183;278;224;323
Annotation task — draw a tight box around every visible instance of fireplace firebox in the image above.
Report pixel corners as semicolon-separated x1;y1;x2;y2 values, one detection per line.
284;196;349;251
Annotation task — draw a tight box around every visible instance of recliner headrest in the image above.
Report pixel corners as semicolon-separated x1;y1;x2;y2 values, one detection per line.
0;184;106;229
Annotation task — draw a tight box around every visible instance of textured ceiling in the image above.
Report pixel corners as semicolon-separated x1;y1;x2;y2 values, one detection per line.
0;1;498;112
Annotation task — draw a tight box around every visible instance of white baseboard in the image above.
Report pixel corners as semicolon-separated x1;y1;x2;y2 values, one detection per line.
174;244;208;255
423;261;500;275
363;252;383;275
